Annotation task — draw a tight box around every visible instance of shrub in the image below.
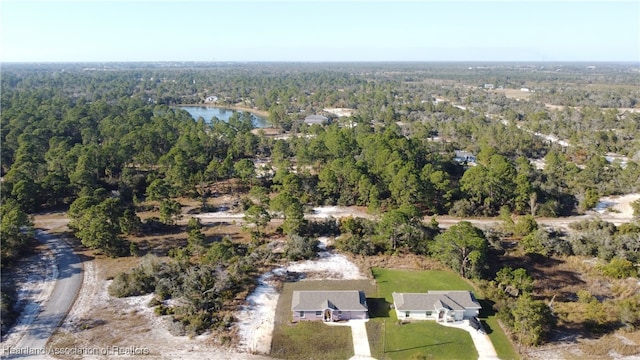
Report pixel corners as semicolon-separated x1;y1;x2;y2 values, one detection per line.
520;230;548;256
108;264;156;298
334;234;376;256
285;234;318;261
448;199;476;217
576;289;595;303
599;258;637;279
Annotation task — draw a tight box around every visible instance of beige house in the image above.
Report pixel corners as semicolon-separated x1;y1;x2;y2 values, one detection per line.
291;290;368;322
392;291;481;322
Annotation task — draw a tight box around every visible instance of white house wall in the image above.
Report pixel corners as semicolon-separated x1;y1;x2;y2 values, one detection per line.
464;309;480;318
396;310;467;321
292;310;367;322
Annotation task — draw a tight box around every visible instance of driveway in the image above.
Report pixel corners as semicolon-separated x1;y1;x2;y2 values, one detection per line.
326;319;376;360
438;320;499;360
6;231;83;358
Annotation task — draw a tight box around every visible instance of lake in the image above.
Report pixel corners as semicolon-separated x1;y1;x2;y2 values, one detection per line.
178;106;268;128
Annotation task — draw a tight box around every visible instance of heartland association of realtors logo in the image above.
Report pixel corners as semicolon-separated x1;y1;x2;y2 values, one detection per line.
3;346;151;356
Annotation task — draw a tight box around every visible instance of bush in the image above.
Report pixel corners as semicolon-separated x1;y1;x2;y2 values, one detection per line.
334;234;377;256
154;304;174;316
285;234;318;261
599;258;637;279
577;289;595;303
449;199;476;217
108;267;156;297
514;215;538;237
520;231;548;256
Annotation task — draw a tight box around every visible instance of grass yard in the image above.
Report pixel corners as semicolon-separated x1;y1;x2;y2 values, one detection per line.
369;268;518;360
484;315;520;360
270;279;377;359
372;268;474;294
370;319;478;360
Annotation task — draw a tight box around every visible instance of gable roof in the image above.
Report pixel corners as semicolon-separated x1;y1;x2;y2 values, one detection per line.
392;291;481;312
291;290;367;311
304;114;329;124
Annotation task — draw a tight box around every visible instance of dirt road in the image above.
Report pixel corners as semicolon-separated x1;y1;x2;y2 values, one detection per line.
4;231;83;358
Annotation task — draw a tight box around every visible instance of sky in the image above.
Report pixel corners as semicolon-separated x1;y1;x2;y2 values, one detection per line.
1;0;639;62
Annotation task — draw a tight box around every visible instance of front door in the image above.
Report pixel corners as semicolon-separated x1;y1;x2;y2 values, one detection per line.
324;309;332;322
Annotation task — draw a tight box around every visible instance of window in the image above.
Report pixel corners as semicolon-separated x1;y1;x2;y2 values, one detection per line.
316;311;322;317
405;311;410;318
300;311;305;318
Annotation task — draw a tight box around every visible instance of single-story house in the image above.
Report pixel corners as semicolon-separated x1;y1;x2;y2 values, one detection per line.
392;291;482;322
291;290;368;322
304;114;329;125
454;150;477;165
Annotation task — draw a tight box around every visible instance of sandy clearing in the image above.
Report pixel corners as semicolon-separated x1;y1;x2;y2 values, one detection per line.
49;262;271;360
235;236;367;355
235;269;284;354
593;193;640;223
308;206;373;220
194;205;374;226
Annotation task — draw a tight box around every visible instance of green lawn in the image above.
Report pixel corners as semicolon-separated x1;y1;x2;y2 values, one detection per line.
484;315;520;360
270;280;376;359
369;268;519;360
269;269;519;360
372;268;475;295
270;321;353;360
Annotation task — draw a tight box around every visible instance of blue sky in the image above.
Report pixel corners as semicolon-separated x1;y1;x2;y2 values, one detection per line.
1;0;638;62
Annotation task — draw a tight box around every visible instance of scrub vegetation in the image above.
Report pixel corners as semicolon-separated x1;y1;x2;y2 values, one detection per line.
2;62;639;357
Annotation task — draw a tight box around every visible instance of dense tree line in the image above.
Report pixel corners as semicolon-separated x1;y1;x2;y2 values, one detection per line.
2;63;639;344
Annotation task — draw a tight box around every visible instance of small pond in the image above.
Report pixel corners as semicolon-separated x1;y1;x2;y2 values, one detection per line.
178;106;268;128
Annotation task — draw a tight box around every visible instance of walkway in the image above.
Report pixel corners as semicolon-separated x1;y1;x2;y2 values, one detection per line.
438;319;499;360
326;319;376;360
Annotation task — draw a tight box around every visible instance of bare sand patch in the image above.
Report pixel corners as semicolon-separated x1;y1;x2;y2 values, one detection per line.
235;236;367;355
593;193;640;224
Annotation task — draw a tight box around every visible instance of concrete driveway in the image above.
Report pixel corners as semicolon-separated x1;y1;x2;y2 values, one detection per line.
326;319;376;360
438;319;499;360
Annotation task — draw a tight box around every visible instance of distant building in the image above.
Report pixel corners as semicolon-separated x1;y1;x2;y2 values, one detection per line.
484;84;494;89
454;150;476;165
520;88;530;92
304;114;329;125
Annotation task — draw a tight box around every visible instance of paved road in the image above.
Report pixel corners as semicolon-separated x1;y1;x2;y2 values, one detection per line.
6;231;83;358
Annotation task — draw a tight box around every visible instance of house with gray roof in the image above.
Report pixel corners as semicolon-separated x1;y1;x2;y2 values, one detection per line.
304;114;329;125
392;291;481;322
291;290;368;322
453;150;477;165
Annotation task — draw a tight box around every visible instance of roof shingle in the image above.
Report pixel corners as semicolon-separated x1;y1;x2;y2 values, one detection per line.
291;290;367;311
